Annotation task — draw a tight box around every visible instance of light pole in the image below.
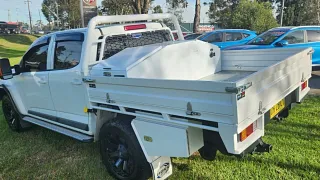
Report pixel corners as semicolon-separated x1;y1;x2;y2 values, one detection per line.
25;0;32;33
38;9;42;30
55;1;60;28
16;8;19;23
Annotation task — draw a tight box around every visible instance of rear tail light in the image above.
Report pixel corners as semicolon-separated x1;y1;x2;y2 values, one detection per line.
301;80;308;91
239;121;257;142
124;24;146;31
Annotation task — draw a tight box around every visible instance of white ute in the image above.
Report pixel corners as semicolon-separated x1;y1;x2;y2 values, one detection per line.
0;14;312;180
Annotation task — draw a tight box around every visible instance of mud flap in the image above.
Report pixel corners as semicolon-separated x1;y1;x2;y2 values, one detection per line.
131;120;173;179
150;156;172;180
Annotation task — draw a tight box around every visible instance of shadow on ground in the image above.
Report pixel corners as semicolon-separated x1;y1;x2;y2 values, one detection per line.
1;34;34;45
0;45;25;59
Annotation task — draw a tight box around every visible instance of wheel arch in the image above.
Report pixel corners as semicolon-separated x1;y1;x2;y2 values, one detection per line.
94;110;135;142
0;87;6;101
0;85;25;116
99;115;151;180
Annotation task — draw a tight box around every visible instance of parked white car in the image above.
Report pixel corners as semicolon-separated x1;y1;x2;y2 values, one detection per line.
0;14;312;180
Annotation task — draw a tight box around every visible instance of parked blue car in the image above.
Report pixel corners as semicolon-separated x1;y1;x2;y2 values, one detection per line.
197;29;257;49
224;26;320;66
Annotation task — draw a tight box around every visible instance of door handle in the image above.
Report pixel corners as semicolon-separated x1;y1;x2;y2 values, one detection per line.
72;79;82;85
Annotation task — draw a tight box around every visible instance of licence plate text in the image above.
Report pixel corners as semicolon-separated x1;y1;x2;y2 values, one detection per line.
270;99;285;118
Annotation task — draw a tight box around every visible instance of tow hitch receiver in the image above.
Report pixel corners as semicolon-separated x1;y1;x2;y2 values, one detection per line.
254;138;272;153
239;138;272;157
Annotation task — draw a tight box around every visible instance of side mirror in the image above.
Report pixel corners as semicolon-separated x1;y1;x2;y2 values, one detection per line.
13;64;22;75
256;37;263;42
0;58;13;80
275;40;289;47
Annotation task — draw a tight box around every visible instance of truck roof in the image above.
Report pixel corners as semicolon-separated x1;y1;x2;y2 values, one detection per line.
45;22;165;37
271;26;320;31
34;22;168;50
213;29;254;32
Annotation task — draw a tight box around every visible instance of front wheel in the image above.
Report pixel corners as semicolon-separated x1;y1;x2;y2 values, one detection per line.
99;119;151;180
2;95;21;131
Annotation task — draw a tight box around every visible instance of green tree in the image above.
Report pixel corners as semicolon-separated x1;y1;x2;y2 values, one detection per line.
153;5;163;13
258;0;320;26
277;0;320;26
231;0;278;33
41;0;54;26
207;0;240;28
100;0;133;15
166;0;188;23
207;0;277;33
42;0;81;29
100;0;154;15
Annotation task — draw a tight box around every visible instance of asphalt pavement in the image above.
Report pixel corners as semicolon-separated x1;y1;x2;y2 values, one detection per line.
309;69;320;95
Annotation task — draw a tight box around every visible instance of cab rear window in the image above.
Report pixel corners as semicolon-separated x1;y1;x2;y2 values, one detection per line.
96;29;173;60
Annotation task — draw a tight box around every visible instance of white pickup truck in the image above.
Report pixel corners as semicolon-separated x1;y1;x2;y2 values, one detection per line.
0;14;312;180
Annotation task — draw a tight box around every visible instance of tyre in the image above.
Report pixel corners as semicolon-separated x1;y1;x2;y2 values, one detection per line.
199;145;217;161
2;95;21;131
99;119;151;180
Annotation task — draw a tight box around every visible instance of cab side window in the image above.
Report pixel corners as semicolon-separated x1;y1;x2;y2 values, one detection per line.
22;44;49;72
53;33;84;70
54;41;82;70
282;30;305;44
243;33;251;38
225;32;243;41
307;30;320;42
204;32;223;43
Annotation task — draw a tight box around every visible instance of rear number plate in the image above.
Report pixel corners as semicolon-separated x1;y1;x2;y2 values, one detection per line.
270;99;285;118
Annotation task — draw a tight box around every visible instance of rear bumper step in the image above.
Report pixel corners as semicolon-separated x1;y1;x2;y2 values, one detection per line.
23;117;93;142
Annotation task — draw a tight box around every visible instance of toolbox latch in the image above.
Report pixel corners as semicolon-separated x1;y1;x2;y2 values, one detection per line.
186;102;201;116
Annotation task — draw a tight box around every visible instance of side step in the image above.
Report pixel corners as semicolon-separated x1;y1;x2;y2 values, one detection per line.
23;117;93;142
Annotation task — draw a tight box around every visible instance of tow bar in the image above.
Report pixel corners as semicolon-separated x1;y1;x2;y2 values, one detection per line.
238;138;272;158
254;138;272;153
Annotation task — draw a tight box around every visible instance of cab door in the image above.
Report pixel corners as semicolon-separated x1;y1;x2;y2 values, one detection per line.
48;32;89;131
280;30;307;48
15;36;57;117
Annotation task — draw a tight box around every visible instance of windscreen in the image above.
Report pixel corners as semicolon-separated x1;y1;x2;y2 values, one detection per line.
247;29;289;45
97;29;173;60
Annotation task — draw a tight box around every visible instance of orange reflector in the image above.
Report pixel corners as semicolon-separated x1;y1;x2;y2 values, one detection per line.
301;81;308;91
240;122;256;142
124;24;146;31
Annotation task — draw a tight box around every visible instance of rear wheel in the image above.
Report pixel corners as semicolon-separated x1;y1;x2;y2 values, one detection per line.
199;145;217;161
2;95;21;131
100;119;151;180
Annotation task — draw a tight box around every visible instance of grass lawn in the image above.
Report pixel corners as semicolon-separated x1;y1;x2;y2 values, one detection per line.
0;34;38;65
0;96;319;179
0;35;319;179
